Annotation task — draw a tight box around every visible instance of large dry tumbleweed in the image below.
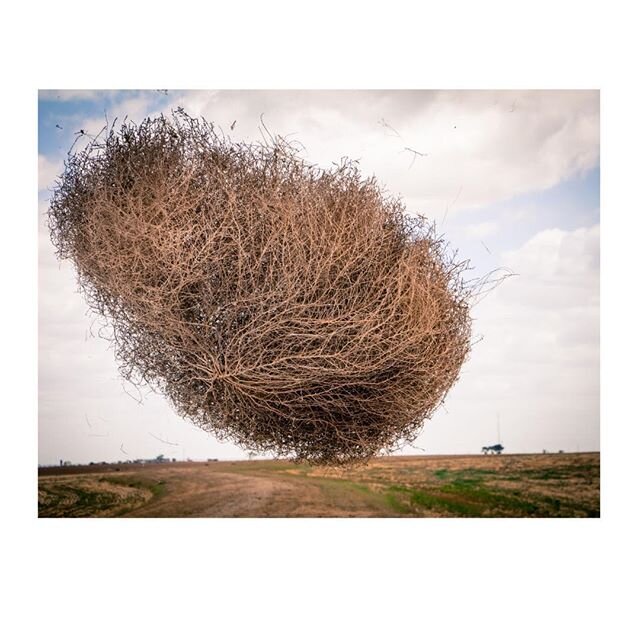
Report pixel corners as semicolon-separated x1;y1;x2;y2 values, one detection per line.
48;111;473;465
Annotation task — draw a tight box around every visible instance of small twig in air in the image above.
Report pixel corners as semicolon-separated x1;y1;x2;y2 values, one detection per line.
120;443;128;455
121;381;143;405
407;441;428;454
378;118;402;139
403;146;429;169
258;113;275;145
442;185;463;225
467;268;518;306
149;432;179;446
480;240;492;254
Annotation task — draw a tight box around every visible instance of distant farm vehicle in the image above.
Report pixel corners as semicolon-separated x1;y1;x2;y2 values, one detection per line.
482;444;504;455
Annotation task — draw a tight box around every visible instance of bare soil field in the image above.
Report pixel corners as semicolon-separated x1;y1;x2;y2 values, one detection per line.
38;452;599;518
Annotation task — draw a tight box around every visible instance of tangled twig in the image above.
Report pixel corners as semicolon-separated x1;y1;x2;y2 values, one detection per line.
48;111;474;465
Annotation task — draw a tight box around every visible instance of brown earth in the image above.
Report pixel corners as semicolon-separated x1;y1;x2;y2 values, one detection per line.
38;452;600;518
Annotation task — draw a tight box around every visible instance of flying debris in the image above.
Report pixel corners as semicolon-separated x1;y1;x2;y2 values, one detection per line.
149;432;179;446
86;414;108;436
378;118;402;138
403;146;429;169
441;185;463;224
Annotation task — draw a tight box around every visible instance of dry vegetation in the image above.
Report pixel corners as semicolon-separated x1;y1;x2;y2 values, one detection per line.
48;111;474;464
38;453;599;518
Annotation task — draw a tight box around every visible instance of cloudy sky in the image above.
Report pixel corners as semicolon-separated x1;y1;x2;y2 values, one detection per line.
38;90;599;465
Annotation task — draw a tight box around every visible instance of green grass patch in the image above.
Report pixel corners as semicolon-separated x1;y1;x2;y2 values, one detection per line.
387;482;542;517
384;491;413;514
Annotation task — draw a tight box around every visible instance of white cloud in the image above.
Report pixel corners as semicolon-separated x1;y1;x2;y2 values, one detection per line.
38;154;62;192
166;90;599;215
501;226;599;309
417;224;600;454
465;221;499;239
42;90;599;216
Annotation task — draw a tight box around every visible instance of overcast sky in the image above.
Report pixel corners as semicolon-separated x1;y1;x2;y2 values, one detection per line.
38;90;599;465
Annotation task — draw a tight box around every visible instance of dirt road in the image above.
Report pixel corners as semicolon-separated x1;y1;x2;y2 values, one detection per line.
38;453;600;518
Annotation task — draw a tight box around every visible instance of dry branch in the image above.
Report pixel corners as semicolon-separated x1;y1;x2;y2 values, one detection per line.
48;111;473;465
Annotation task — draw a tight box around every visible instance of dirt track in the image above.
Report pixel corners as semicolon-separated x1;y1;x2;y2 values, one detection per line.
39;462;394;517
38;453;600;518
